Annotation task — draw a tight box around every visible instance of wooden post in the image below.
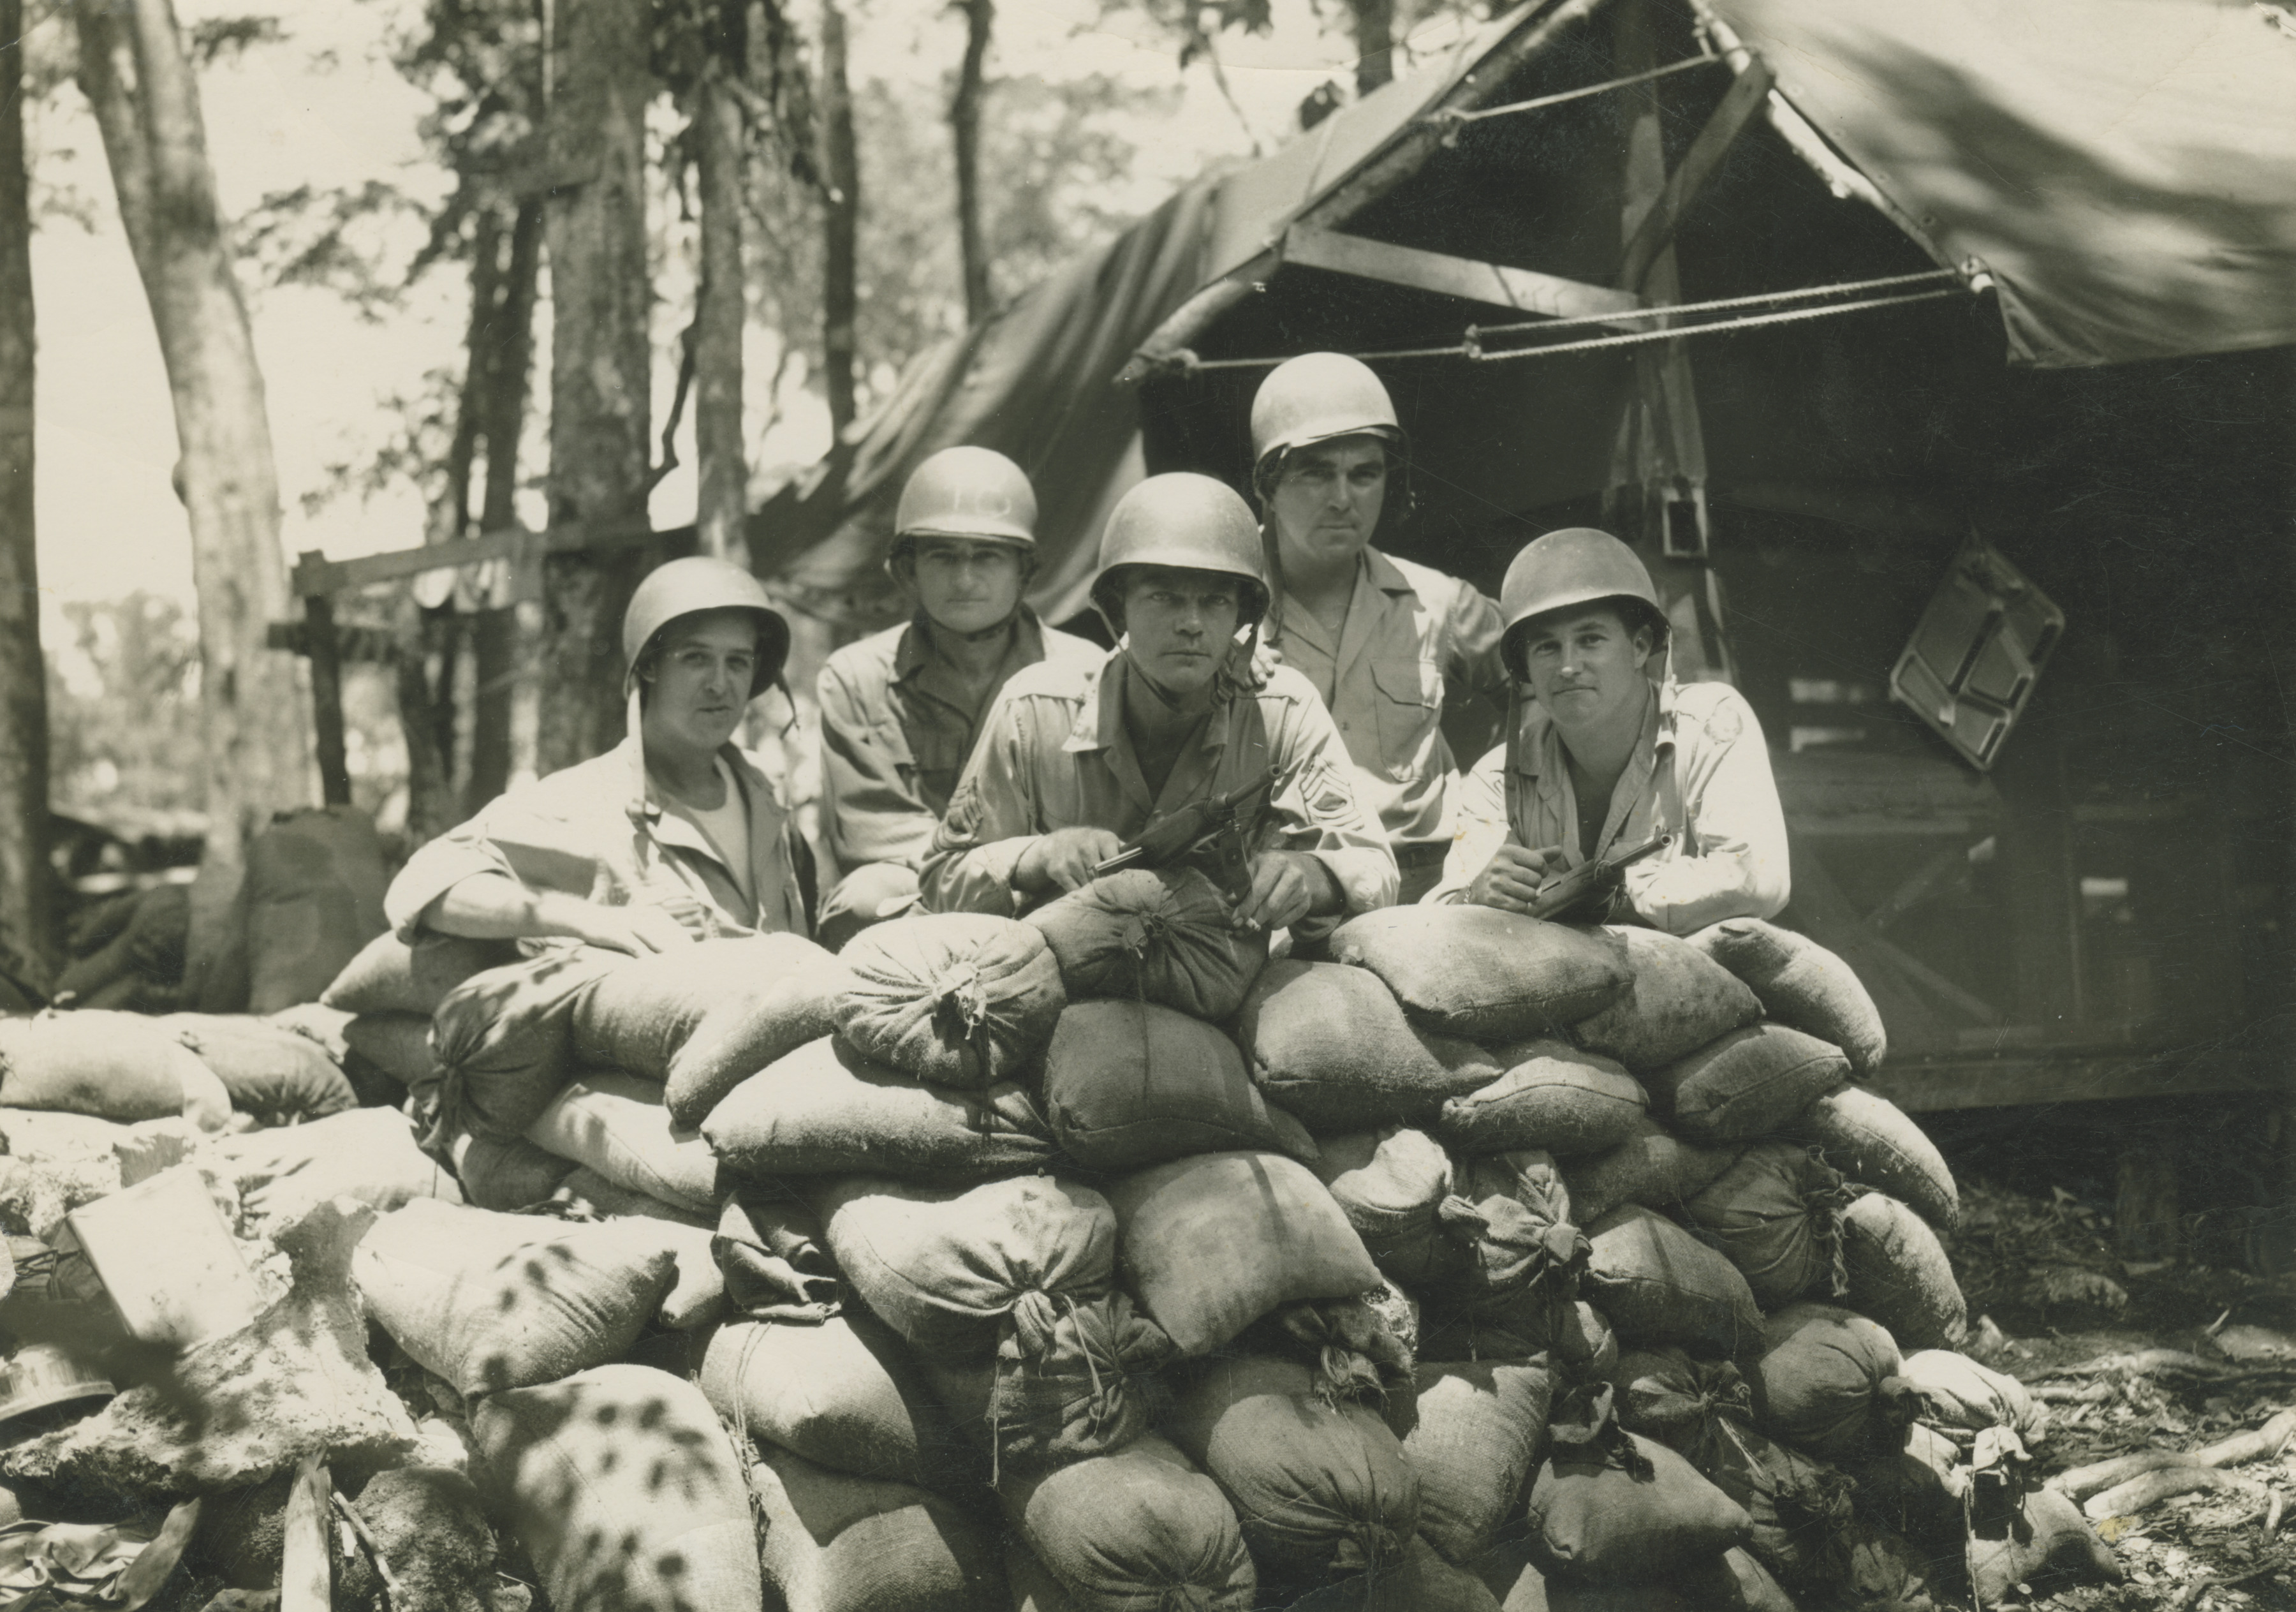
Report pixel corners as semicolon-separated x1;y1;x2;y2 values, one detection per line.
302;579;350;808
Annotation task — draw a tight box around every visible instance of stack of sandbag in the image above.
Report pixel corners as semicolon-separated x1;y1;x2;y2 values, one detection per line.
323;931;517;1108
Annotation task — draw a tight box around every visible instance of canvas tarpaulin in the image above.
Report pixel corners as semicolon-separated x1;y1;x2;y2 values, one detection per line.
1702;0;2296;367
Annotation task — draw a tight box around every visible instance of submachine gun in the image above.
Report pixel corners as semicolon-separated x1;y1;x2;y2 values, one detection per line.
1093;773;1274;904
1526;832;1672;923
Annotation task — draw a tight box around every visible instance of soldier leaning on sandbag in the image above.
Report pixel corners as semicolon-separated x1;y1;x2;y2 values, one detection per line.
384;556;815;954
920;471;1398;940
1431;528;1790;934
1246;353;1511;905
814;448;1101;951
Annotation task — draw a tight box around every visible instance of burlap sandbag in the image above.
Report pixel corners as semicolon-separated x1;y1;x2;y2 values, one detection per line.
1901;1348;2047;1443
1968;1486;2121;1604
1406;1358;1557;1566
1436;1043;1647;1159
834;913;1066;1090
1644;1024;1848;1144
1237;961;1503;1133
159;1012;358;1125
1105;1150;1379;1356
322;932;519;1017
999;1433;1256;1612
1786;1086;1959;1229
753;1443;1008;1612
1690;917;1886;1074
1432;1151;1585;1312
818;1173;1116;1356
925;1290;1177;1477
1844;1421;1969;1551
660;950;853;1131
355;1199;676;1398
705;1035;1056;1182
1328;909;1630;1044
341;1012;438;1096
1285;1535;1508;1612
1571;927;1762;1072
1840;1191;1966;1350
450;1130;577;1211
1524;1384;1750;1586
0;1010;231;1130
1615;1347;1760;1475
543;1176;725;1330
430;949;619;1143
525;1071;723;1216
1559;1113;1739;1225
714;1190;843;1322
1680;1141;1854;1310
1749;1301;1920;1463
1309;1127;1456;1289
701;1312;953;1485
244;806;388;1014
1235;1296;1417;1425
571;932;837;1076
472;1364;761;1612
1709;1427;1870;1599
1584;1203;1763;1357
1166;1355;1420;1588
1044;1000;1314;1172
1027;867;1267;1021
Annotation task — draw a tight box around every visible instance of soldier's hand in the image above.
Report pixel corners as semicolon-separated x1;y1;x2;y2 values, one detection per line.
1466;843;1562;914
575;901;701;956
1015;828;1126;894
1230;850;1333;933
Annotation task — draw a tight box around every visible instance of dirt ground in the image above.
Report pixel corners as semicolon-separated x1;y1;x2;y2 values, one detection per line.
1948;1151;2296;1612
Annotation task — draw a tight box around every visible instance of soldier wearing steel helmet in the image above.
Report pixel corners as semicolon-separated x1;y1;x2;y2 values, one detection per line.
385;554;814;952
921;471;1396;935
1431;528;1788;933
814;447;1100;949
1248;353;1510;903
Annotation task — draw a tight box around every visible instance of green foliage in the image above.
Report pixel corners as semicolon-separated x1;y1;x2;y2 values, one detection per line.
46;594;205;817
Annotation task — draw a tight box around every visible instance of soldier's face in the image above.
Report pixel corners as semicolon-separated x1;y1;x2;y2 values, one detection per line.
910;538;1026;634
1517;606;1653;736
1270;438;1388;573
1121;566;1242;697
641;612;760;755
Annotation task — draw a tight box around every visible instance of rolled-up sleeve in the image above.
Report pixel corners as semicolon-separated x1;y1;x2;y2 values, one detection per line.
1269;695;1399;918
1426;743;1510;905
817;658;937;871
1625;691;1790;935
918;689;1041;916
384;817;519;943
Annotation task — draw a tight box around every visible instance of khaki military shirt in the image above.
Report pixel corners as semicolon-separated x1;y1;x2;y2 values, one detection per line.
817;610;1101;872
1267;548;1509;852
1431;678;1790;935
386;737;812;946
920;646;1398;925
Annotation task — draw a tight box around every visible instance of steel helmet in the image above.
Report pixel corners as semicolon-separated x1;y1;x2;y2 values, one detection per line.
1249;352;1404;491
1089;472;1270;628
621;555;791;700
894;446;1037;548
1498;528;1667;679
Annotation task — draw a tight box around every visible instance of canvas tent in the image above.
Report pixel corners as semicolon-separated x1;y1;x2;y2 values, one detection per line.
753;0;2296;628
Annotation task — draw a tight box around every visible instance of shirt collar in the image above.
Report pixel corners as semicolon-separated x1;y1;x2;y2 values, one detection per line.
1361;545;1418;599
893;607;1045;686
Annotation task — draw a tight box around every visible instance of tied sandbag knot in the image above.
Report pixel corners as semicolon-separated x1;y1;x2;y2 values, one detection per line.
1875;1375;1927;1442
1549;1384;1654;1479
1781;1460;1863;1585
1327;1518;1408;1578
933;965;996;1072
1268;1298;1412;1408
1807;1170;1858;1299
1005;1288;1066;1365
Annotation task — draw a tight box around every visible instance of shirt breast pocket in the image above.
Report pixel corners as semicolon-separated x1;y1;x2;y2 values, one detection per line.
1370;656;1443;783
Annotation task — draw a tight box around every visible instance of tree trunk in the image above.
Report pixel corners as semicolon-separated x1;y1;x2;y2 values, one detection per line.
469;200;541;808
538;0;659;776
695;66;749;565
0;0;51;985
950;0;994;324
1349;0;1394;98
819;0;860;446
74;0;310;989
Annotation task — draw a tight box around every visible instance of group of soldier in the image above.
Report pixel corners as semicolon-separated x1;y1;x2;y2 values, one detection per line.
382;352;1791;968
